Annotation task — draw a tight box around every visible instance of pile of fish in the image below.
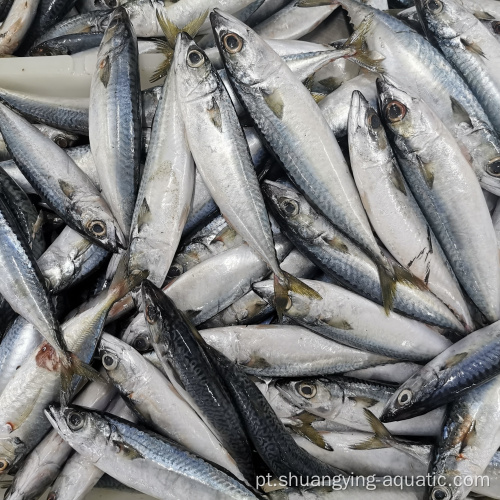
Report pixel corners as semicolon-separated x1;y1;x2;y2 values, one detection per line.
1;0;500;498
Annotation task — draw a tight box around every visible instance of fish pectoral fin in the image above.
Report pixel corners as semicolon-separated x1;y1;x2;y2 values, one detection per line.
322;235;349;254
263;88;284;120
59;179;76;200
136;198;152;233
207;97;223;132
210;225;238;245
112;440;144;460
322;318;353;330
460;38;486;58
245;355;272;370
450;96;473;127
415;155;434;189
444;352;469;369
349;396;379;408
473;10;495;21
390;162;407;195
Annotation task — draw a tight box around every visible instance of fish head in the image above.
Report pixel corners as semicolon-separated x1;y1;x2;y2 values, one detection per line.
262;180;320;240
349;90;390;164
77;198;127;252
174;32;218;102
44;405;110;462
121;315;154;353
379;365;439;422
101;6;133;49
210;9;278;87
377;77;430;143
276;378;340;419
99;333;139;389
416;0;469;40
0;436;27;474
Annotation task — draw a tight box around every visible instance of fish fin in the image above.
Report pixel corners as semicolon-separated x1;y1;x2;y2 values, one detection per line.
393;263;427;291
311;92;327;103
274;272;322;322
384;8;405;16
390;162;407;195
450;96;473;127
263;88;284;120
59;180;76;199
296;0;335;7
31;211;45;243
415;155;434;189
208;97;223;132
99;55;111;88
461;38;486;58
350;435;389;450
343;14;385;73
137;198;152;232
318;77;341;91
246;355;272;370
60;353;103;406
110;251;149;303
377;261;397;315
473;10;495;20
210;225;238;244
183;9;209;39
364;408;393;439
149;43;173;83
322;236;349;254
324;318;353;330
303;74;315;90
156;7;208;48
112;440;145;460
289;412;332;451
444;352;468;369
349;396;379;408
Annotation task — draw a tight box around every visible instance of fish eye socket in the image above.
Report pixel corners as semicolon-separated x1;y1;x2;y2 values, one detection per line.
90;220;107;238
397;389;413;406
102;352;118;370
67;411;85;431
0;459;9;471
368;112;382;129
279;198;300;217
385;100;407;123
187;50;204;68
168;263;183;278
297;381;317;399
146;304;158;324
493;21;500;34
431;486;451;500
427;0;442;13
55;136;68;148
133;335;151;352
487;157;500;177
223;33;243;54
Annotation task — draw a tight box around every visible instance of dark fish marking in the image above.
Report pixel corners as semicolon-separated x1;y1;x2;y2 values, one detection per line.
426;226;433;254
35;342;61;372
263;88;284;119
59;180;76;199
99;55;111;87
424;263;431;285
208;97;222;132
461;38;486;58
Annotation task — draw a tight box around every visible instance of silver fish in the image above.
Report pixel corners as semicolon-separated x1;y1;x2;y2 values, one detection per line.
0;0;41;55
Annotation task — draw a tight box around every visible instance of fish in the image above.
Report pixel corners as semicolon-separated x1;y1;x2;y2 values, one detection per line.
141;279;256;484
45;404;259;500
0;0;41;55
90;6;141;238
377;77;500;323
380;320;500;422
416;0;500;135
348;90;472;330
0;102;126;252
174;31;320;320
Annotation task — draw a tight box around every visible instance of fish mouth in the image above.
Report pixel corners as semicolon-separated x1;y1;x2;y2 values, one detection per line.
348;90;365;132
115;227;128;251
44;405;63;432
261;179;290;202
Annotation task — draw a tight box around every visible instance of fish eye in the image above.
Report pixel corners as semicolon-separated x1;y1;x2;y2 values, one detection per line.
487;157;500;177
0;459;9;471
67;411;85;431
427;0;443;13
55;136;68;148
223;33;243;54
368;112;382;129
397;389;413;406
431;486;451;500
168;263;183;278
279;198;300;217
102;352;119;370
187;50;204;68
133;335;151;352
385;100;407;123
89;220;107;238
493;21;500;35
297;381;317;399
146;304;158;324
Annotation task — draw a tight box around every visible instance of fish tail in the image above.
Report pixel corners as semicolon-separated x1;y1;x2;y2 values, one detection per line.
349;409;393;450
393;263;427;291
343;13;385;73
59;353;103;407
274;271;322;322
377;259;397;315
110;251;149;303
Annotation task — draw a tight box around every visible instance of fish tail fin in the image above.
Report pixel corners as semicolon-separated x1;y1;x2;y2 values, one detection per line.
349;408;393;450
343;13;385;73
59;353;103;407
109;251;149;303
290;412;332;451
393;263;427;291
377;260;397;315
274;271;322;322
